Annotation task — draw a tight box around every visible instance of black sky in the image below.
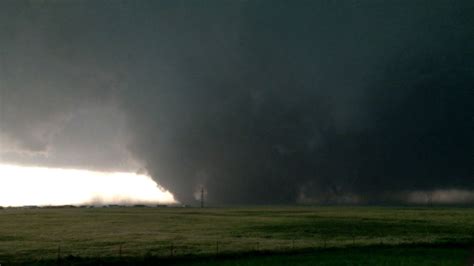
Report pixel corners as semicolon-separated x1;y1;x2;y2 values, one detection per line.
0;0;473;204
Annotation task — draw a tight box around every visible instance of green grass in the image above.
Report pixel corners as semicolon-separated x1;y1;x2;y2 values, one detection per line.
172;246;469;266
0;206;473;264
7;246;470;265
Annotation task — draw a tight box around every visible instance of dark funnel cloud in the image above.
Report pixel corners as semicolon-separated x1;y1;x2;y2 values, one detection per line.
0;0;472;204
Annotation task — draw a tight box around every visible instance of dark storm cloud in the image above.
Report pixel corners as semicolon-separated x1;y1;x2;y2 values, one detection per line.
0;0;472;204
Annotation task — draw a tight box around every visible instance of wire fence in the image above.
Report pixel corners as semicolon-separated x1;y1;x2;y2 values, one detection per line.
47;233;474;263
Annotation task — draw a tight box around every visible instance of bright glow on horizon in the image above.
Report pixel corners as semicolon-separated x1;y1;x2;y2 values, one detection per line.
0;164;176;207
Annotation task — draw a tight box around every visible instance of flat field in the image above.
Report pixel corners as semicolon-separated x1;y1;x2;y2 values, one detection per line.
0;206;473;265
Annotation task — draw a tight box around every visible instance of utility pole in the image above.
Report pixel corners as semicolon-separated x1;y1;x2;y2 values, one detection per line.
200;186;204;208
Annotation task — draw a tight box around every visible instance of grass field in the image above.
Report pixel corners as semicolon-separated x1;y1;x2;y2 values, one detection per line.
0;206;473;265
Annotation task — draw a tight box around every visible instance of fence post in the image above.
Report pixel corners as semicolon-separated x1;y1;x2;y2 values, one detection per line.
57;244;61;263
351;230;356;246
